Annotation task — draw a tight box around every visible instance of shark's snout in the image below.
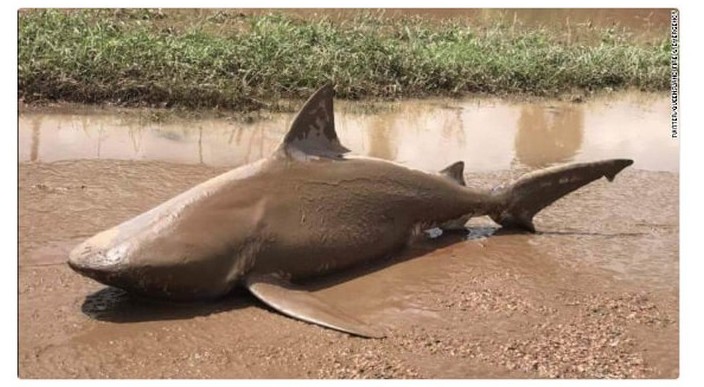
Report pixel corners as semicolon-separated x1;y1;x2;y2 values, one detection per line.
67;240;129;284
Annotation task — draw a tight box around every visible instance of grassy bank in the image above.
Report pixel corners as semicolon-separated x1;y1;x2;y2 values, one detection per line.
19;9;670;110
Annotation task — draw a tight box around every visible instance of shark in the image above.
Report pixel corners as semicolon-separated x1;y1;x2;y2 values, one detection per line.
68;84;633;338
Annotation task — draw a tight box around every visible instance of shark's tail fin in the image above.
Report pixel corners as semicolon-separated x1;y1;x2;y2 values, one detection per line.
489;159;634;232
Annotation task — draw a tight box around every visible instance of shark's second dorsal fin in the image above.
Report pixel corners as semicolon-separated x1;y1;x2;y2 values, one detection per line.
438;161;470;231
278;83;351;160
439;161;466;186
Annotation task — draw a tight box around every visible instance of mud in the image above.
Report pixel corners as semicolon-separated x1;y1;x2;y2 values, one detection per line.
18;95;678;379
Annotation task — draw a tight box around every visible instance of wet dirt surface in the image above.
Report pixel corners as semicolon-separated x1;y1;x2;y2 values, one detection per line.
18;95;678;379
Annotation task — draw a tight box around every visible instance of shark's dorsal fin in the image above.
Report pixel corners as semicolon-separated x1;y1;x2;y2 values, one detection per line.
439;161;466;186
278;83;351;160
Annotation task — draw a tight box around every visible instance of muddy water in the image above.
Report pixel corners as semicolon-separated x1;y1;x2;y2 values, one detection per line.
18;93;678;378
19;92;677;173
204;8;672;42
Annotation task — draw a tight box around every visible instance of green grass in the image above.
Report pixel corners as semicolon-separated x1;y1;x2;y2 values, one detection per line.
18;9;671;110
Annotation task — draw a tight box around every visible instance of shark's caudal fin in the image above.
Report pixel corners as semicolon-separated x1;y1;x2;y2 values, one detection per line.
278;83;351;160
489;159;634;232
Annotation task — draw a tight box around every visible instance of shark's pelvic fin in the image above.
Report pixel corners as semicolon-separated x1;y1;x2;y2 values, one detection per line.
278;83;351;160
245;273;384;339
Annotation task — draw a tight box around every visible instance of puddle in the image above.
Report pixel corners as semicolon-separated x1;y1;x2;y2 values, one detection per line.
208;9;672;43
21;239;84;268
19;92;678;173
18;92;678;378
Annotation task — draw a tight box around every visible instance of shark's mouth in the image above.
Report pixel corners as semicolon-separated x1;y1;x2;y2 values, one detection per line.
67;259;125;287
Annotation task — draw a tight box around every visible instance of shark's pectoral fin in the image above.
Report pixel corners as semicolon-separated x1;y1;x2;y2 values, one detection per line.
277;83;351;160
244;273;384;339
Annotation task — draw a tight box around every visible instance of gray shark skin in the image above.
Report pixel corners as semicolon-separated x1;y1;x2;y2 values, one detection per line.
68;84;633;338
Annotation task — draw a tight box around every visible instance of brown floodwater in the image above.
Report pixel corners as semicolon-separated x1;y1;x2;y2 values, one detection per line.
19;92;677;173
283;8;672;32
18;93;678;378
164;8;672;42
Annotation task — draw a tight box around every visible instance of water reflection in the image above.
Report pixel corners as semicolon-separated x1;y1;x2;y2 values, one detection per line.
347;102;466;168
515;104;584;168
364;115;397;160
30;117;40;162
18;93;678;173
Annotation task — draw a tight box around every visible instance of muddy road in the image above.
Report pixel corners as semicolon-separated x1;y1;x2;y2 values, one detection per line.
18;94;678;378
